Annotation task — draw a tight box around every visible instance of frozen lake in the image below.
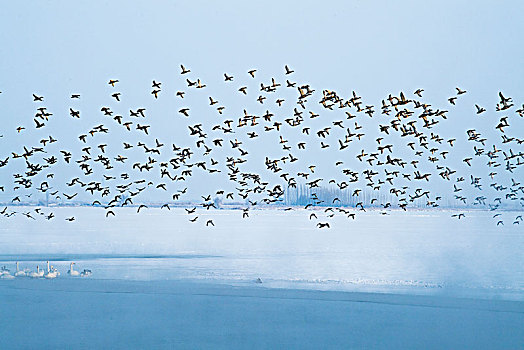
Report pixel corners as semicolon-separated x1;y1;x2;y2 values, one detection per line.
1;207;523;300
1;208;524;349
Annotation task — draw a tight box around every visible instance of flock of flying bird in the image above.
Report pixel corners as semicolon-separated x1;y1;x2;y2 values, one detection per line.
0;64;523;228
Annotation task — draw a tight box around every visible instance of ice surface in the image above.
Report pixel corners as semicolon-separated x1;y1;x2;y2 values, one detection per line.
1;208;523;349
0;208;523;299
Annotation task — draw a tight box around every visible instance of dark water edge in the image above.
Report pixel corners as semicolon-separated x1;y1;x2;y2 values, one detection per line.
0;278;523;350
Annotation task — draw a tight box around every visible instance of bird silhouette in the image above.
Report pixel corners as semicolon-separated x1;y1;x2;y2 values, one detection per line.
0;66;520;231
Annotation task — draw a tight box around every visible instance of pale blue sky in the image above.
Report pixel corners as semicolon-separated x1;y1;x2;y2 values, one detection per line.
0;1;523;203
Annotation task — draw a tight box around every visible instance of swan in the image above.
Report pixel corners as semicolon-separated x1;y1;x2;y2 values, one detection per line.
44;261;58;279
29;265;44;278
67;262;80;277
0;266;14;279
80;269;92;277
0;272;15;279
14;262;26;277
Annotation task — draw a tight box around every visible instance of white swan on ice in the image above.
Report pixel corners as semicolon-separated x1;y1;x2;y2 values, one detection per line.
0;266;14;279
44;261;58;279
67;262;80;277
80;269;92;277
14;262;26;277
29;265;44;278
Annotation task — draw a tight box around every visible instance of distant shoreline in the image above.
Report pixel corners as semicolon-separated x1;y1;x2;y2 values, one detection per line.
1;203;522;212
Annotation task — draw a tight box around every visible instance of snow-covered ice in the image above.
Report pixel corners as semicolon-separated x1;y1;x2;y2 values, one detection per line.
1;207;522;298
